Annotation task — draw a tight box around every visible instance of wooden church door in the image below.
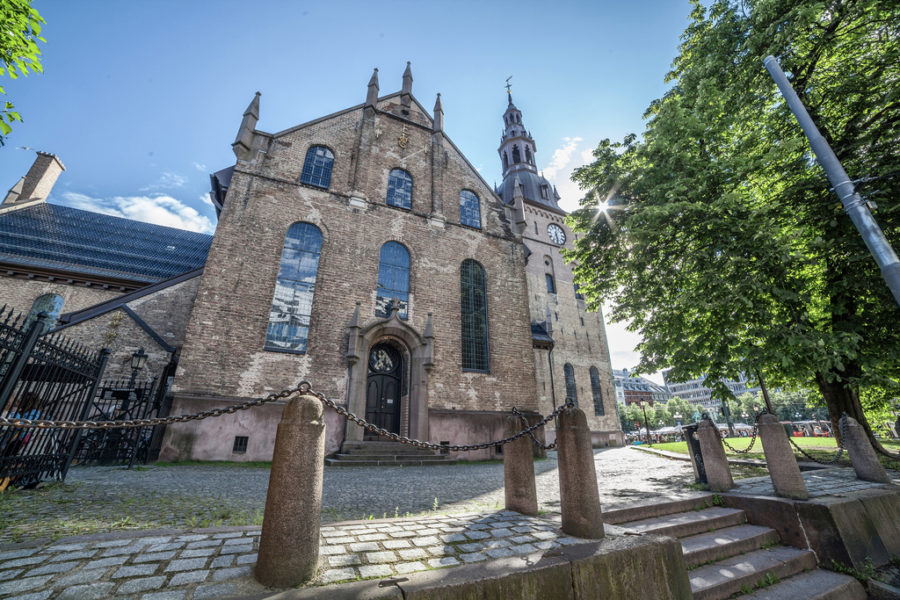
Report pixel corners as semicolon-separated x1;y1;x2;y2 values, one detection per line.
365;343;402;438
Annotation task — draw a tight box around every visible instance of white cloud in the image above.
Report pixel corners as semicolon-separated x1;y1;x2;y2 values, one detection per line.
192;162;208;172
542;136;583;181
141;170;187;191
540;136;592;213
61;192;215;234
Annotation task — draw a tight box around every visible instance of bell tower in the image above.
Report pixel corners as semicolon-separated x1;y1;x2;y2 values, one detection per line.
498;88;537;180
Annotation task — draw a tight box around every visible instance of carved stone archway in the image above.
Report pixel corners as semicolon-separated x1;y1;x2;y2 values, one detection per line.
345;301;433;442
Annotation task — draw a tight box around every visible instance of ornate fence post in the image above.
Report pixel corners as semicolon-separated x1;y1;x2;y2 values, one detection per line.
0;313;47;411
696;419;734;492
757;413;808;499
842;416;890;484
503;415;538;516
256;393;326;588
557;405;604;538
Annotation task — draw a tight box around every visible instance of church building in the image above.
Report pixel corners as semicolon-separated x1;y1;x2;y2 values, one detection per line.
0;65;622;461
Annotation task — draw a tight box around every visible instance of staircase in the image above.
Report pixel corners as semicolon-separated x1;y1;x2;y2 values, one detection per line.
605;495;866;600
325;440;457;467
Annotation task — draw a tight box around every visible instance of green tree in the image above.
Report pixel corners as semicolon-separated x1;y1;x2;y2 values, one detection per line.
568;0;899;455
0;0;45;145
624;404;644;432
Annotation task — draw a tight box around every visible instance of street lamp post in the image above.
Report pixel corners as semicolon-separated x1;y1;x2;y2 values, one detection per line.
128;347;147;389
639;401;651;446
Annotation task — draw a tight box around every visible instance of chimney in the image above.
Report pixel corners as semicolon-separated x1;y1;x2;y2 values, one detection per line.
3;152;66;206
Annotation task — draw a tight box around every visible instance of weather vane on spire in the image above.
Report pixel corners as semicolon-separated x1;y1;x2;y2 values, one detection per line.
505;76;513;95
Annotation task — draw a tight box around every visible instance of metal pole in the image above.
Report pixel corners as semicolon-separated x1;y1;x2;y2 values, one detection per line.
763;56;900;308
0;314;48;412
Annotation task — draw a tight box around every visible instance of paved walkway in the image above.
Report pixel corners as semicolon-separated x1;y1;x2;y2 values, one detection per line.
0;447;698;544
731;466;900;497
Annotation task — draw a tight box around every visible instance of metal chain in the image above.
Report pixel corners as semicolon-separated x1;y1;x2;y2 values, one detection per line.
512;407;557;450
0;380;574;453
0;383;308;430
716;410;766;455
788;414;848;465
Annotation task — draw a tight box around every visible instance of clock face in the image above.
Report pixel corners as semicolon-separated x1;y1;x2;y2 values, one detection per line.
547;224;566;245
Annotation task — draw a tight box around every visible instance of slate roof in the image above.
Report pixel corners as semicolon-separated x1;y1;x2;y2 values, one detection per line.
0;203;212;283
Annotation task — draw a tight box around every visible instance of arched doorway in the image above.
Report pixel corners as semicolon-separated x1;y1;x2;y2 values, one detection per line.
365;342;403;438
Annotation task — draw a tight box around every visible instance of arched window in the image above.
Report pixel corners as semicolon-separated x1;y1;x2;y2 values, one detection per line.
386;169;412;210
300;145;334;188
502;152;508;171
564;364;578;406
590;367;604;415
460;259;489;372
544;255;556;294
525;147;533;164
512;144;521;164
265;223;322;353
375;241;410;319
25;294;64;333
459;190;481;229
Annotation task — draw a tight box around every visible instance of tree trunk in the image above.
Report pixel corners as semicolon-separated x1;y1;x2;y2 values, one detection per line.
815;371;898;458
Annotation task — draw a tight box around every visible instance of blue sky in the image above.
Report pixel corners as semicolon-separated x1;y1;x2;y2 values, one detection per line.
1;0;696;380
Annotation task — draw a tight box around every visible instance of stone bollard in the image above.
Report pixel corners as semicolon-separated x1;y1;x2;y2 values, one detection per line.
843;416;891;483
757;414;808;499
503;415;538;516
557;406;604;538
256;394;326;588
696;419;734;492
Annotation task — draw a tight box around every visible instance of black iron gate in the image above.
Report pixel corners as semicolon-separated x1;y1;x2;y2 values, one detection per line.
71;378;165;467
0;308;109;488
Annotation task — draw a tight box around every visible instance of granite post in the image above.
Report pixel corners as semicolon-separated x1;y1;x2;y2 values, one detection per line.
503;415;538;516
256;394;326;587
757;413;808;499
843;416;891;483
697;419;734;492
557;406;604;538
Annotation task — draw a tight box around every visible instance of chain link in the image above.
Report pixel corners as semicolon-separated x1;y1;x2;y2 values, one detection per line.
0;381;573;453
716;410;766;455
787;414;848;465
512;407;557;450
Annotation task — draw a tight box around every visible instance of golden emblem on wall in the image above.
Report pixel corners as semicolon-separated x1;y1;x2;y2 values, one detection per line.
398;125;409;149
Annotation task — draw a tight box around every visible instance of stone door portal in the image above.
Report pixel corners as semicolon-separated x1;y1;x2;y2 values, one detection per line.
365;343;402;438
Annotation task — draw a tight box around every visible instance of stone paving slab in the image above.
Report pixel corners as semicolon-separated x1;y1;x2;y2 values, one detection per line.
0;510;588;599
730;466;899;498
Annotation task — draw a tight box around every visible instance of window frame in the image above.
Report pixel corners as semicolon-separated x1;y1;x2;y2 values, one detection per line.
590;366;605;416
299;145;335;189
459;189;482;230
564;363;578;406
460;259;490;373
386;168;413;210
375;241;411;319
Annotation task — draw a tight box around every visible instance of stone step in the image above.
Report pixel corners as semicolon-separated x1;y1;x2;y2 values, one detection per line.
603;494;714;525
737;569;866;600
324;458;458;467
681;524;780;568
339;442;438;456
621;506;746;539
689;546;817;600
330;453;451;462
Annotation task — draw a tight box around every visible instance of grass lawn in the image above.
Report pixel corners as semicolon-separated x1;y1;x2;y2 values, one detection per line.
648;438;900;471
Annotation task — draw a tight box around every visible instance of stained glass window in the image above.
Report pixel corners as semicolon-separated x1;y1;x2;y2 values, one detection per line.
300;145;334;188
459;190;481;229
265;223;322;352
590;366;604;415
545;273;556;294
375;241;410;319
386;169;412;210
461;259;489;372
564;363;578;406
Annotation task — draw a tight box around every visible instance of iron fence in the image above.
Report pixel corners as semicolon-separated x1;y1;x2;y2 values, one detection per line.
0;307;109;488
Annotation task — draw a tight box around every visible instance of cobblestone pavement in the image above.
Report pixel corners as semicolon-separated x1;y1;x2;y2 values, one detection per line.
731;466;900;497
0;447;697;544
0;448;700;599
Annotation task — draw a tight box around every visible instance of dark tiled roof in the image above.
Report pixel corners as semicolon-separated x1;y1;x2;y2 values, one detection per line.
531;322;554;348
0;203;212;283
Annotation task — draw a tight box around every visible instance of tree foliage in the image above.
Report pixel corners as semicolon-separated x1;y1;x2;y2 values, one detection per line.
0;0;44;145
567;0;899;451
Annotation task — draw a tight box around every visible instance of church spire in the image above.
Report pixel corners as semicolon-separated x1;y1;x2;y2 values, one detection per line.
366;68;379;107
401;61;413;107
498;86;536;179
233;92;260;160
432;93;443;132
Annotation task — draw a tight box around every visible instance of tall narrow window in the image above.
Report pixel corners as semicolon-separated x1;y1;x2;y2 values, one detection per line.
459;190;481;229
461;259;489;372
545;274;556;294
525;147;533;164
386;169;412;210
512;145;521;163
564;364;578;406
25;294;64;332
375;241;410;319
300;145;334;188
590;367;604;415
502;152;509;171
265;223;322;353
